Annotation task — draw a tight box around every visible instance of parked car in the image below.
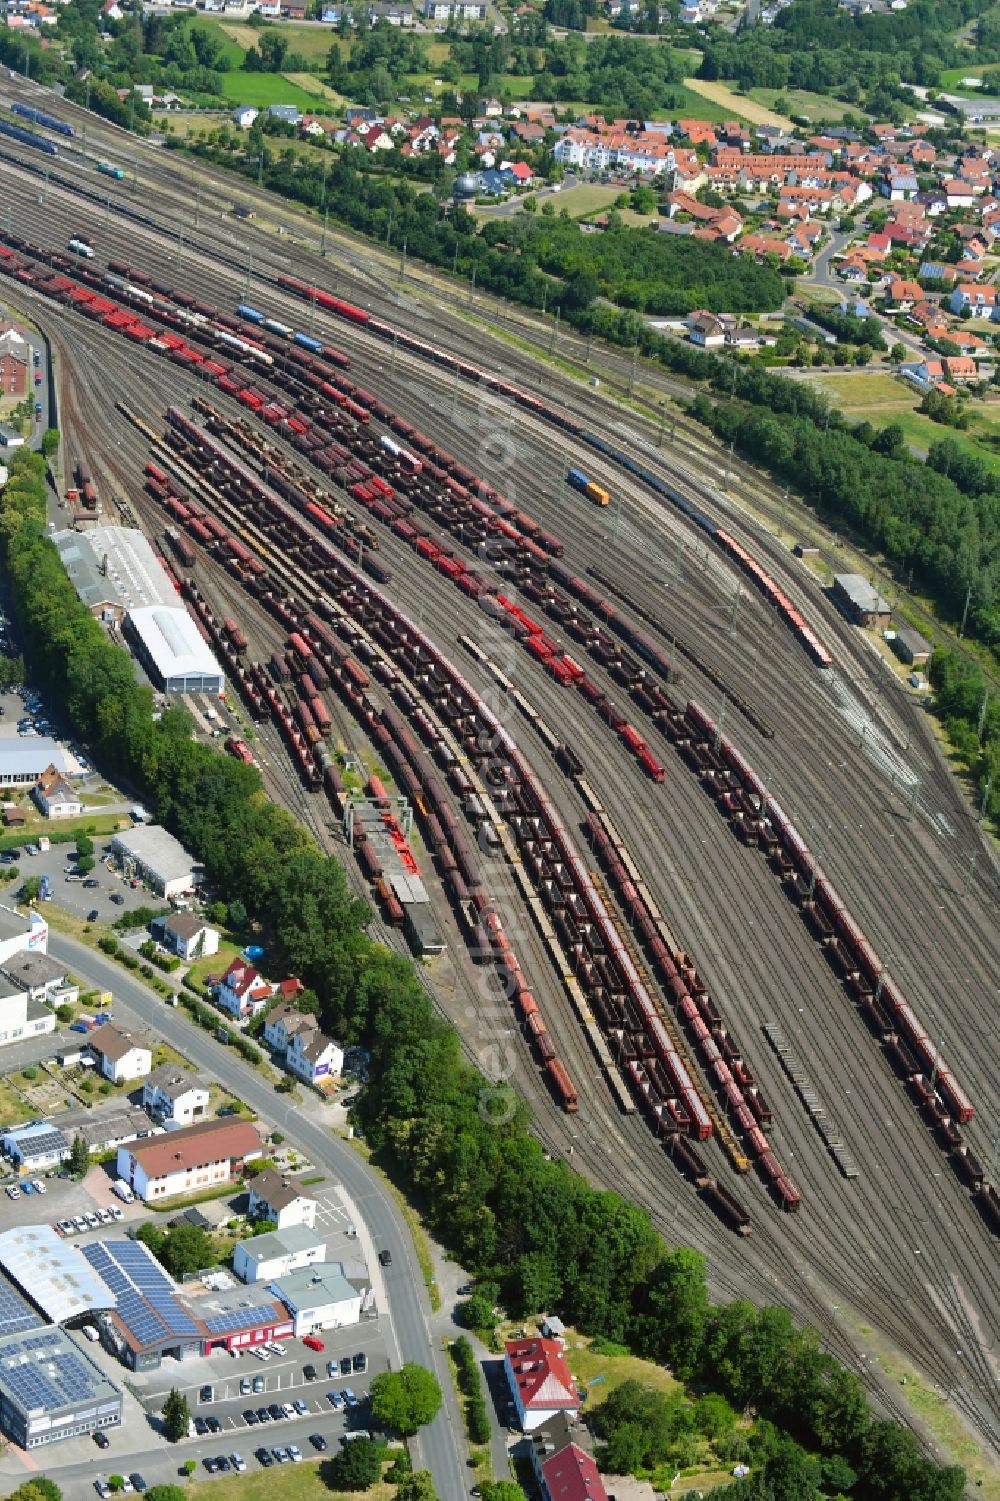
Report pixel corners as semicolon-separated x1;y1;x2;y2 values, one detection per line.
256;1449;274;1468
252;1374;266;1394
110;893;125;906
5;1185;19;1200
31;1179;46;1195
93;1431;110;1450
353;1352;367;1373
230;1454;246;1473
268;1404;283;1422
194;1417;209;1436
87;909;99;922
303;1365;317;1382
309;1434;328;1452
255;1408;270;1425
243;1409;258;1426
287;1445;302;1463
303;1334;324;1352
95;1482;110;1498
206;1416;222;1434
200;1385;214;1404
327;1391;345;1411
340;1357;352;1376
129;1476;147;1494
293;1399;308;1416
240;1377;252;1396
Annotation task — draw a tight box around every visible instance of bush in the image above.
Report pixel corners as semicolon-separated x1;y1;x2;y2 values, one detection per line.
21;1066;37;1081
56;1003;74;1023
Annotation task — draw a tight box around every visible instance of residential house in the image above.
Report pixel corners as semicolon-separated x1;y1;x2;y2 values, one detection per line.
150;911;219;962
217;959;302;1021
738;234;792;263
949;283;1000;315
0;952;77;1008
942;178;975;210
231;106;259;129
531;1416;608;1501
687;311;725;347
32;765;82;820
142;1064;210;1128
248;1167;317;1230
285;1025;343;1087
883;278;923;312
267;105;302;126
118;1117;263;1202
882;172;919;201
87;1023;152;1084
504;1337;581;1432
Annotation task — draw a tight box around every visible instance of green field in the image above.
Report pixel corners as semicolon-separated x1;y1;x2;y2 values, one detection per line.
937;62;1000;92
812;371;1000;471
219;71;331;108
747;85;864;123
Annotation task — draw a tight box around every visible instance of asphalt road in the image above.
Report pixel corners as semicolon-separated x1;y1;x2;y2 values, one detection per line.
47;932;469;1501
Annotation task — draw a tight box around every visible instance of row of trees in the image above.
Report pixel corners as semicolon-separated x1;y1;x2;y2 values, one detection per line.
0;442;966;1501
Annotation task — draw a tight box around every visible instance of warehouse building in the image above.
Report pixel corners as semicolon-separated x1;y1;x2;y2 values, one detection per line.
891;625;932;667
123;605;224;696
832;574;891;627
0;1225;114;1326
0;740;71;788
269;1265;363;1335
80;1241;292;1371
234;1224;327;1285
110;825;198;899
0;1327;122;1448
54;526;186;622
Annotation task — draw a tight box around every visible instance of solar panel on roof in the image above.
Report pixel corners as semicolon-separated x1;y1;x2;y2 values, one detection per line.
0;1281;42;1338
204;1306;271;1335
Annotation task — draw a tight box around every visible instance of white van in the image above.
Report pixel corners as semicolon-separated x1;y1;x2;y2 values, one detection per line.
111;1179;134;1204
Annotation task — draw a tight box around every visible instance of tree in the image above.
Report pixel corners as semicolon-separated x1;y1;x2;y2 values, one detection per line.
77;855;96;875
394;1473;437;1501
21;875;41;903
369;1364;443;1435
328;1436;383;1489
227;897;247;928
481;1484;528;1501
155;1223;215;1278
182;1460;197;1476
162;1387;190;1443
889;342;906;363
56;1003;74;1023
8;1482;62;1501
75;834;94;857
40;428;59;458
69;1134;89;1178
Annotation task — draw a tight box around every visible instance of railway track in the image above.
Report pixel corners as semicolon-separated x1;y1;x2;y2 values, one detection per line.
0;128;998;1459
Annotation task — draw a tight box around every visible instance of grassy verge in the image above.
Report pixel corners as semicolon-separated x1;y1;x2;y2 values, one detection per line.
186;1461;394;1501
346;1136;441;1312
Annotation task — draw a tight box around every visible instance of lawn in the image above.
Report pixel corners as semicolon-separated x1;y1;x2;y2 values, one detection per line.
545;183;622;218
746;85;864;124
938;63;1000;92
188;1466;392;1501
185;935;243;992
811;371;1000;470
0;1076;36;1130
190;16;247;67
218;71;330;108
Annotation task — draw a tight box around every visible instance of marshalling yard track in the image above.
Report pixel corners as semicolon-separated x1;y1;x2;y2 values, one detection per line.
0;74;998;1472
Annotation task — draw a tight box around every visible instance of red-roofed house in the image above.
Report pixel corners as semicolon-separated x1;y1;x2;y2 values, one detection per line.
508;160;534;185
217;960;303;1020
505;1339;580;1431
540;1442;607;1501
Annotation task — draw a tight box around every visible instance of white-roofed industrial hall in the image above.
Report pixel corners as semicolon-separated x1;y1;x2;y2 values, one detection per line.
0;1224;115;1324
123;606;225;696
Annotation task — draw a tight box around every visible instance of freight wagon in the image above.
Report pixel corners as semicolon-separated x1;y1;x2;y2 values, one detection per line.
68;238;95;260
566;468;610;506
